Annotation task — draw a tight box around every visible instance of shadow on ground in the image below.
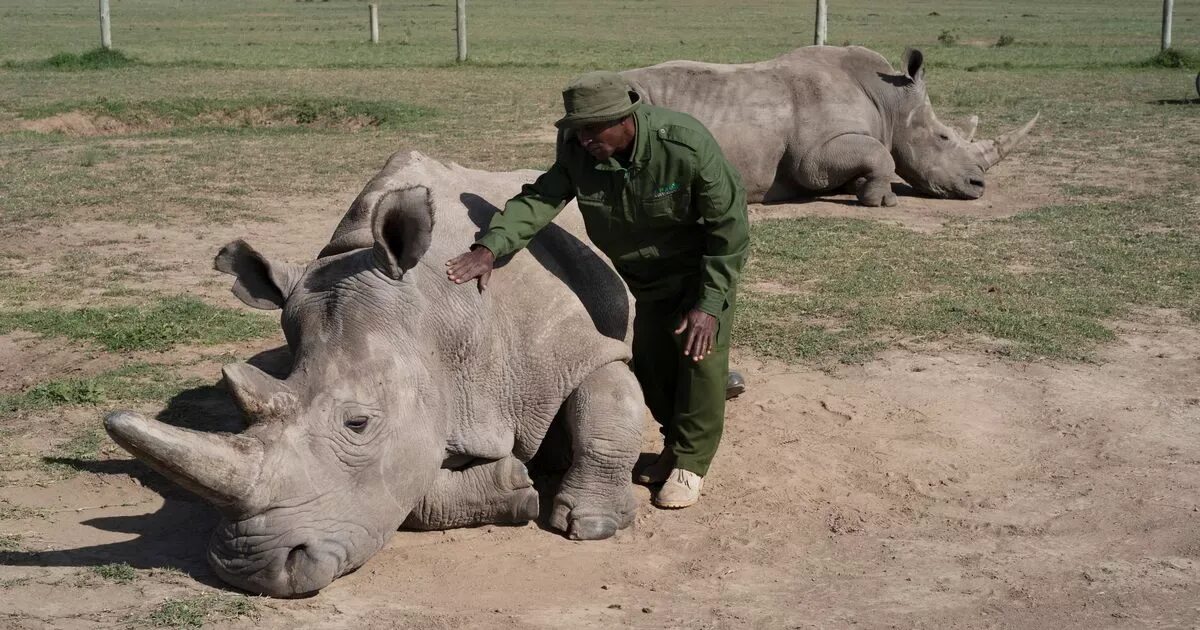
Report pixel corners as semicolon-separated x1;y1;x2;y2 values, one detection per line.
0;346;295;588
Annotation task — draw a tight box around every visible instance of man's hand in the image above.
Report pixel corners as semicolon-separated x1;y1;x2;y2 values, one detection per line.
674;308;718;362
445;246;496;291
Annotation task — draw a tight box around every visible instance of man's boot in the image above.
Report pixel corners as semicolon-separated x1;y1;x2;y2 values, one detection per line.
725;370;746;400
654;468;703;509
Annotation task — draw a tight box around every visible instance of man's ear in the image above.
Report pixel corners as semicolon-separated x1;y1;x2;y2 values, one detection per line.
372;185;435;280
213;240;303;310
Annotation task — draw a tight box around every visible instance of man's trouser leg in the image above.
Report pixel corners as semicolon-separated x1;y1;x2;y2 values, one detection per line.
630;292;735;477
631;297;681;445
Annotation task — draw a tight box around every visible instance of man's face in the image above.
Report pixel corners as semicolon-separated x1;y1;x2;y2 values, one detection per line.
575;116;636;161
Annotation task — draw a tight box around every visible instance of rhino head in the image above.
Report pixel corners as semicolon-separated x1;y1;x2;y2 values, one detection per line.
106;187;446;597
888;48;1039;200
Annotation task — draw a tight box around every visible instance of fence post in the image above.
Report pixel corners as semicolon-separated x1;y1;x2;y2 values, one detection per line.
369;4;379;44
814;0;827;46
1162;0;1174;51
455;0;467;61
99;0;112;49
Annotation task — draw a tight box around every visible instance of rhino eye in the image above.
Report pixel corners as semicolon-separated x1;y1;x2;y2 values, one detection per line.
344;416;370;433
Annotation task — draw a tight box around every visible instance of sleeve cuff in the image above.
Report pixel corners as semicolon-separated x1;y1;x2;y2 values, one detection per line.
695;290;727;317
474;232;511;260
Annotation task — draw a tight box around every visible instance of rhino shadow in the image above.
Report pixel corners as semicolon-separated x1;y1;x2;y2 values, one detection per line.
460;192;630;342
1152;98;1199;105
0;347;295;587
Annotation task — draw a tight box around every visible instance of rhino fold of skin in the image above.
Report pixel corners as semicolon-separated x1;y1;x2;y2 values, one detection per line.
105;151;647;597
623;45;1039;206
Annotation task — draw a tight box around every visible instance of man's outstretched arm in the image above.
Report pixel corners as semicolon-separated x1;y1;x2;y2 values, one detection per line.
446;160;576;289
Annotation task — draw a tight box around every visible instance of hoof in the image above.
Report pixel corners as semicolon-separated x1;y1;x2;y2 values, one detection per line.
509;487;540;523
568;515;619;541
496;457;534;492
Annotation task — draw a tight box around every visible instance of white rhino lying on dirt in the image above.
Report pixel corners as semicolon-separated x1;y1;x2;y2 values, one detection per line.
621;46;1039;206
105;151;647;597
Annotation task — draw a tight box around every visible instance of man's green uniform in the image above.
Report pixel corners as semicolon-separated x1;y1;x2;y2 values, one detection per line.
476;104;749;477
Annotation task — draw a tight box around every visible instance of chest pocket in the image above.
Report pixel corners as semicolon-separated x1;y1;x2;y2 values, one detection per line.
639;185;691;224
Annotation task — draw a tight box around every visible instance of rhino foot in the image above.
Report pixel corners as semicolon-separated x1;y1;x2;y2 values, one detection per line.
858;188;897;207
567;515;619;541
496;457;539;523
510;487;541;523
495;455;534;492
549;486;637;541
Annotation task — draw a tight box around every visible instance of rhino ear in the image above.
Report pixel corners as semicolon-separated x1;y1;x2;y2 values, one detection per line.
214;240;303;310
371;185;434;280
902;47;925;83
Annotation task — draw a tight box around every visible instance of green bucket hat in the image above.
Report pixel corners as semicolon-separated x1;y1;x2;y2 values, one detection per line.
554;71;641;130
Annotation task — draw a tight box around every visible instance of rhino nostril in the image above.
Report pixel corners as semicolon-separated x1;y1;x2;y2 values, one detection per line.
969;178;985;188
285;544;309;573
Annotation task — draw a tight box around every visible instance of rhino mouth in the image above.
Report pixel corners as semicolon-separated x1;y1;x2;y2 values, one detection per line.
207;525;349;597
961;177;985;199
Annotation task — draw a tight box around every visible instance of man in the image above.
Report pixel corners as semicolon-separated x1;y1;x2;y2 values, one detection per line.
446;71;749;509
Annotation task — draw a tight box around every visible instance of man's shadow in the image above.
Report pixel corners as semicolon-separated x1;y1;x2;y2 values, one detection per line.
0;347;292;586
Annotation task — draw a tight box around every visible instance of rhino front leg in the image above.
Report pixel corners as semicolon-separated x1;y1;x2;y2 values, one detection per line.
796;133;898;207
402;456;540;530
550;361;643;541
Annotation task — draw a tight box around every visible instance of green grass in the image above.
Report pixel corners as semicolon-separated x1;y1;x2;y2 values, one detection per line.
0;296;276;352
8;47;139;71
1144;48;1200;69
91;562;137;584
0;534;24;552
0;363;199;415
0;0;1197;367
143;593;257;629
0;0;1195;70
737;193;1200;364
17;96;434;131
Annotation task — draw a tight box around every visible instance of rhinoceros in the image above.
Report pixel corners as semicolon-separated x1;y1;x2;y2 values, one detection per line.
621;46;1038;206
104;151;646;597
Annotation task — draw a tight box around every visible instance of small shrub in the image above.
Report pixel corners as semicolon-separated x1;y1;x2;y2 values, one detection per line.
1144;48;1200;69
79;148;103;167
146;593;257;628
43;48;135;71
937;29;959;46
92;563;137;583
995;34;1015;47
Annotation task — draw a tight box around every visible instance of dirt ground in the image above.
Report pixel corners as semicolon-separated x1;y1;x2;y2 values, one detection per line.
2;159;1198;629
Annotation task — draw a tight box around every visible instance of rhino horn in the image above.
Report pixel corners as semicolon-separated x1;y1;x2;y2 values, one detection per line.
963;115;979;142
105;410;263;513
223;363;297;425
978;112;1039;169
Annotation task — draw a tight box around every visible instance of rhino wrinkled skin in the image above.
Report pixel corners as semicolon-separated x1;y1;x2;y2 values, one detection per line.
105;152;647;597
622;45;1038;206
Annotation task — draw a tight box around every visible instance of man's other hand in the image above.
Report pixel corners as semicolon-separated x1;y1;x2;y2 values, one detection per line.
674;308;718;362
445;246;496;291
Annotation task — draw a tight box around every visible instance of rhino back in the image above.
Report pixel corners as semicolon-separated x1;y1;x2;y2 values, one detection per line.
328;152;633;460
624;46;898;200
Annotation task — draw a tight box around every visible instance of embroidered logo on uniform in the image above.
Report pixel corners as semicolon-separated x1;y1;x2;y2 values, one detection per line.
652;183;680;198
